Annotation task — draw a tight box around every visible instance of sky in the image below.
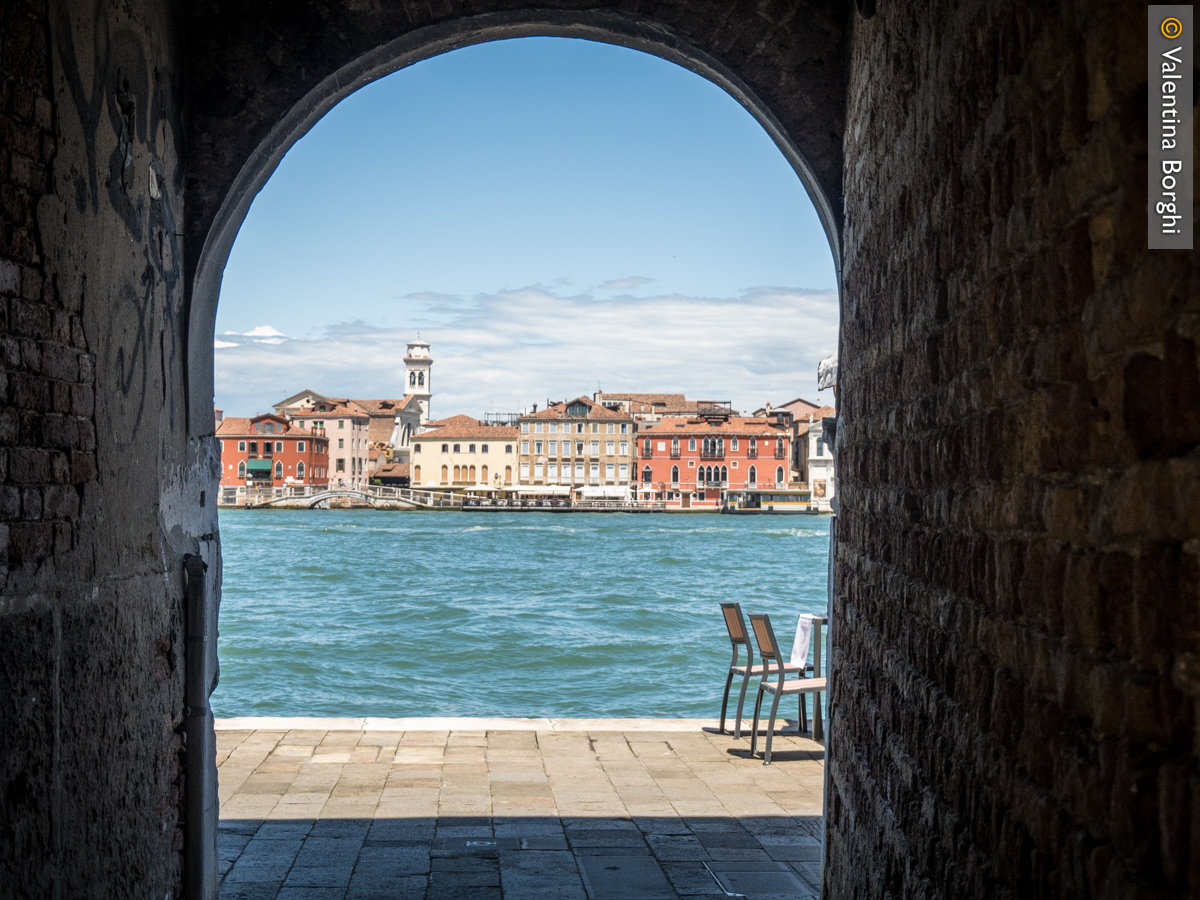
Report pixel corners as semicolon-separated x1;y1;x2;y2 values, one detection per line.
215;37;839;418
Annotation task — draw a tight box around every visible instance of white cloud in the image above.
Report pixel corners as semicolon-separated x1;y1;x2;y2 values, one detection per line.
213;285;839;418
242;325;287;338
598;276;654;291
213;339;239;349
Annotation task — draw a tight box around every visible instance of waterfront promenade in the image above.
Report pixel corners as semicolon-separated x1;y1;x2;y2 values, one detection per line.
217;718;825;899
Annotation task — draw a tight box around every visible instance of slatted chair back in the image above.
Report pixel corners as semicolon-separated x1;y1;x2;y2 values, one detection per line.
720;602;750;667
749;613;787;684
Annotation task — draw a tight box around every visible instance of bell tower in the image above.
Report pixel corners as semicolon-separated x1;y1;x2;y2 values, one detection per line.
404;336;433;424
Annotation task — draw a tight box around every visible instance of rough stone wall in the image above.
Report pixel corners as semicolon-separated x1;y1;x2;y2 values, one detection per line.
0;1;215;896
183;0;850;291
829;1;1199;898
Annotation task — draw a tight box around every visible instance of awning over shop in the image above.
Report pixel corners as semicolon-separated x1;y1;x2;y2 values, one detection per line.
511;485;572;496
246;460;273;473
578;485;630;499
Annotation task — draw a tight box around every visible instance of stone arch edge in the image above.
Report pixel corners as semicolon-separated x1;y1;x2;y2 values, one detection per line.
184;8;844;437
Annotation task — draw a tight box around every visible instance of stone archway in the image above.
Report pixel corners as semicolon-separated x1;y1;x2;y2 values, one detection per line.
183;6;851;437
181;8;851;896
4;1;1195;898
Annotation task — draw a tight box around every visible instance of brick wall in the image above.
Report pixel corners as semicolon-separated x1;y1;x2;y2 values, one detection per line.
828;1;1199;897
0;0;198;896
0;0;91;579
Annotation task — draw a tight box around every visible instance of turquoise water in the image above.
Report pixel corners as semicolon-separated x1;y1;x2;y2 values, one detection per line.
212;510;831;718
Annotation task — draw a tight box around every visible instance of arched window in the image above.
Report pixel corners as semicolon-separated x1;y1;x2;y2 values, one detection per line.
671;437;679;453
237;461;246;479
642;466;652;483
418;372;424;386
453;465;460;482
296;461;305;480
468;465;476;482
776;466;784;484
671;466;679;484
409;371;416;385
720;466;728;484
274;461;283;479
413;465;421;483
481;465;488;483
748;465;757;484
441;465;448;483
504;465;512;483
776;438;784;455
643;438;651;455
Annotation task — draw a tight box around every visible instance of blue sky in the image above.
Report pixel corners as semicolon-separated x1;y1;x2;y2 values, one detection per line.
215;37;838;417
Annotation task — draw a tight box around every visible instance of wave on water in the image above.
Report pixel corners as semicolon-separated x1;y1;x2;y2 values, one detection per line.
213;508;830;718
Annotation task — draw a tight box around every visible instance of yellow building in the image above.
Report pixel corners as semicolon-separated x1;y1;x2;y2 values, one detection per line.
409;415;519;490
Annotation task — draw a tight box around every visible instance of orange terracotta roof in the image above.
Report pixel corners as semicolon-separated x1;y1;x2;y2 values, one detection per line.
417;415;519;440
421;413;471;429
528;396;628;419
216;417;253;435
216;416;322;439
377;462;410;477
596;392;698;413
639;416;790;436
289;404;366;419
349;398;410;415
804;405;837;420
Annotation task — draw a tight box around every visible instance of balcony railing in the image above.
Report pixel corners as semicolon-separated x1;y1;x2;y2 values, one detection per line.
700;449;725;459
747;448;758;458
640;446;653;458
669;448;681;458
774;447;786;458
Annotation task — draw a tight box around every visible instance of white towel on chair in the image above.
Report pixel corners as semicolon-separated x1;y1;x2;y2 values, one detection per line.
790;615;813;668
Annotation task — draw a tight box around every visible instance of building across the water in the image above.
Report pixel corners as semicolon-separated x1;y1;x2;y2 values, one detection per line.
593;391;698;424
518;397;636;498
410;415;518;490
633;406;795;510
217;414;330;506
795;404;837;512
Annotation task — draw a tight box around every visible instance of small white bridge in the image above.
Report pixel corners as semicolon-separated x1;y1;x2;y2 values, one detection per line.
242;484;463;510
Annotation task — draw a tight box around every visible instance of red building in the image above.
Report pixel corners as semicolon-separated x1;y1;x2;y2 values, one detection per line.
217;414;330;505
634;409;794;510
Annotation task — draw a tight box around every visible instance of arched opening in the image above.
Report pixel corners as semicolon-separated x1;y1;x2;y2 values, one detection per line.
198;22;840;900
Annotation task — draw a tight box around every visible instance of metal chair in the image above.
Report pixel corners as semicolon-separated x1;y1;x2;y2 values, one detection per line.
748;613;828;764
718;603;805;738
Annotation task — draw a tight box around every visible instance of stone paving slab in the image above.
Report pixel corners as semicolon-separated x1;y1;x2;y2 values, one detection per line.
218;721;824;899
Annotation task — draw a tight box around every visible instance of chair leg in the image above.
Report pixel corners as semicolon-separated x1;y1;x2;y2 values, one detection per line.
813;690;823;741
749;688;765;757
719;669;735;734
734;669;754;739
799;692;808;734
764;690;783;765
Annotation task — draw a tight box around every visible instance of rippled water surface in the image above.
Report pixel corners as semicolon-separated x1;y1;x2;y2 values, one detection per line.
212;510;830;718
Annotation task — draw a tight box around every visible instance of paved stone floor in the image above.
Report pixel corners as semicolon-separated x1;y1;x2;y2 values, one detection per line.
217;720;825;899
